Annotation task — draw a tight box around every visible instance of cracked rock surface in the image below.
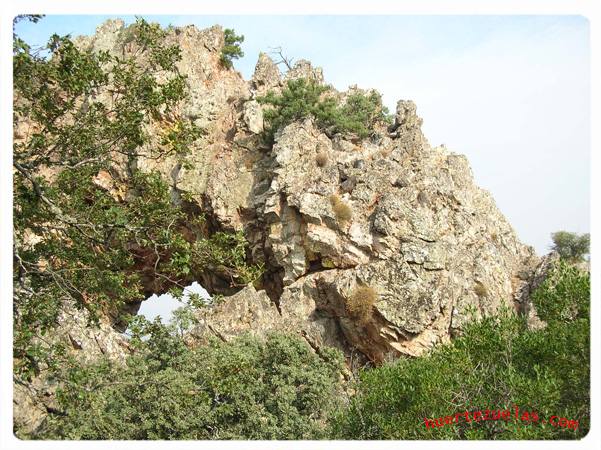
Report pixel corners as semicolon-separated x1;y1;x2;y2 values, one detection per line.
44;20;545;362
15;19;551;433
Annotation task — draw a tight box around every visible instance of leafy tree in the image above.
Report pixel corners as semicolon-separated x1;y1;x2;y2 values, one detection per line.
339;90;391;138
220;28;244;69
550;231;590;263
332;262;590;440
531;259;590;324
13;18;261;379
34;329;345;440
258;78;390;144
12;14;44;48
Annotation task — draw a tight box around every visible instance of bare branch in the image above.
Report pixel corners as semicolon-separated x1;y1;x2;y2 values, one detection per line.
268;46;294;71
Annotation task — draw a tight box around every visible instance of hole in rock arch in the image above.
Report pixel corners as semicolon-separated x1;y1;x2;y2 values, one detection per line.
136;281;211;325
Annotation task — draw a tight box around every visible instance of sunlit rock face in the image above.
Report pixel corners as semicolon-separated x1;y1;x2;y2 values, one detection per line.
56;18;545;361
15;18;550;435
206;110;540;362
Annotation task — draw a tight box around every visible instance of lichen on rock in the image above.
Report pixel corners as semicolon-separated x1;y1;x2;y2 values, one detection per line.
14;18;549;435
51;19;543;361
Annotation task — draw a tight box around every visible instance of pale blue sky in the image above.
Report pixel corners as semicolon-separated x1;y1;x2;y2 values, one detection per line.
14;15;590;321
136;282;210;325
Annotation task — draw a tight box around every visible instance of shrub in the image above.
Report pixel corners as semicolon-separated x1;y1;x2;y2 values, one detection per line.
332;265;591;440
258;78;390;144
550;231;590;263
315;151;329;167
330;194;353;224
531;259;589;325
346;285;377;324
258;78;332;143
474;281;489;298
220;28;244;69
35;330;345;440
338;91;390;139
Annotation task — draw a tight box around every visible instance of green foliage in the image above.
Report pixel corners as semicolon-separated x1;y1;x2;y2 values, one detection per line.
13;18;260;378
258;78;390;144
35;331;345;440
531;260;590;325
339;91;391;138
193;231;265;286
333;264;590;440
550;231;590;263
258;78;331;143
220;28;244;69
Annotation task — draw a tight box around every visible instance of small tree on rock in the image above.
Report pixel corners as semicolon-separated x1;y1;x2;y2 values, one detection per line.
550;231;590;263
220;28;244;69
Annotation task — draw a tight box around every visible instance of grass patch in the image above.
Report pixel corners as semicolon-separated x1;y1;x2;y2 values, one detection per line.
346;285;377;324
315;151;329;167
330;194;353;224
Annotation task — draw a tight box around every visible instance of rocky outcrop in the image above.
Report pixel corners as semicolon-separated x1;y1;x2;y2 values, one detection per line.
66;19;543;361
13;301;130;437
15;18;548;433
231;105;539;360
251;52;281;95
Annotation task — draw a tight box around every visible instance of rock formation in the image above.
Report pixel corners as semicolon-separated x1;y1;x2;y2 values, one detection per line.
13;300;130;437
14;19;552;434
39;18;549;360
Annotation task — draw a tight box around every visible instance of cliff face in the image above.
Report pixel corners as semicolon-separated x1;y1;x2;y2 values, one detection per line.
100;19;536;361
14;19;547;433
40;18;546;358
